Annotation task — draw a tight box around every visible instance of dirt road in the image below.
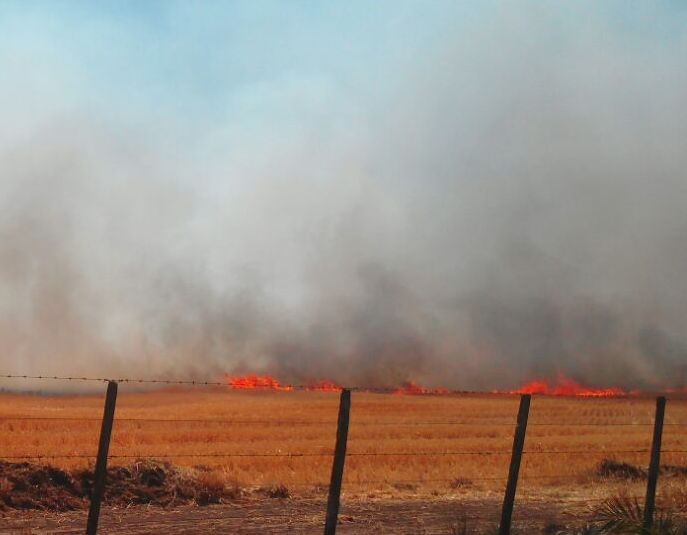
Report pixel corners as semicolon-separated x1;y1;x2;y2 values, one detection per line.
1;495;594;534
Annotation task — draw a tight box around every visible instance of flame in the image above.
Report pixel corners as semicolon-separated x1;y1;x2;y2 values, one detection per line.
223;374;452;395
304;380;342;392
393;381;450;395
510;374;626;397
393;381;426;395
222;372;626;397
223;375;340;392
513;380;549;395
224;374;293;391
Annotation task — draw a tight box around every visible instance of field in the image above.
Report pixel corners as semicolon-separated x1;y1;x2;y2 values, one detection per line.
2;387;687;533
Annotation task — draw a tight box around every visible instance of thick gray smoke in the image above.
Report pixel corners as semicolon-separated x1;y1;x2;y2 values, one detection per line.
1;4;686;390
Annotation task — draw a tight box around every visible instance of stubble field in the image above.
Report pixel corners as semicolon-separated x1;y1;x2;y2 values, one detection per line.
2;387;687;533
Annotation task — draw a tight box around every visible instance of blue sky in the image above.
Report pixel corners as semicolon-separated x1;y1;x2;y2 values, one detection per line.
0;1;477;128
1;1;683;139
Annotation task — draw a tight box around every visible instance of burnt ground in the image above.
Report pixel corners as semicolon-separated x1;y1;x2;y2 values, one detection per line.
1;495;602;534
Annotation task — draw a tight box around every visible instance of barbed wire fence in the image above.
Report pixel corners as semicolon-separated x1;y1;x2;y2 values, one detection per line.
0;374;681;535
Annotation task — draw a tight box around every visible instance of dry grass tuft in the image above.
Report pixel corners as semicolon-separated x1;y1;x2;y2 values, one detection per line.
0;459;247;511
257;484;290;499
597;459;646;480
449;477;473;489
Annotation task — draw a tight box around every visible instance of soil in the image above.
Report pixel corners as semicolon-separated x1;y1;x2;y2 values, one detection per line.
1;495;593;534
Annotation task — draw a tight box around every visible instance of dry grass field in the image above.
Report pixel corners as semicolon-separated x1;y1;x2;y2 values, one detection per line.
3;387;687;532
2;388;687;494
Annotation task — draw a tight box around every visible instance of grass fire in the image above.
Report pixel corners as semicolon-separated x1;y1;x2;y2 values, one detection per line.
221;373;654;398
508;374;627;398
3;0;687;533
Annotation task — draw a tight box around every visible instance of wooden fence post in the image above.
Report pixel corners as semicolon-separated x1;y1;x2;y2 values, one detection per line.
86;381;118;535
498;394;531;535
324;388;351;535
643;396;666;533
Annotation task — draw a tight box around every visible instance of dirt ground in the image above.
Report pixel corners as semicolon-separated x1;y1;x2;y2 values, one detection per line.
1;493;603;534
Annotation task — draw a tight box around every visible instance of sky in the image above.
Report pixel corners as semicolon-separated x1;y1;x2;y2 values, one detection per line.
3;1;678;140
1;2;460;133
1;2;686;390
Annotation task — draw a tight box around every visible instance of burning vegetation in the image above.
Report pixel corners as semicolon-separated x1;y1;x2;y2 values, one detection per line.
303;380;342;393
223;375;452;395
509;374;626;397
223;375;342;392
222;372;636;397
392;381;450;395
224;375;293;391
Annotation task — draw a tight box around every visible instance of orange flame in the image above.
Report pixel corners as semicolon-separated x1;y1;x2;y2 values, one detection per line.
223;374;453;395
224;374;293;391
510;374;625;397
304;380;342;392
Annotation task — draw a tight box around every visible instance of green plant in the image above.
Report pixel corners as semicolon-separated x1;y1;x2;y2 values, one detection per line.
589;494;687;534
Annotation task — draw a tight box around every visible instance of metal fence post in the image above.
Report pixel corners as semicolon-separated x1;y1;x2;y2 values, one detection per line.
499;394;531;535
643;396;666;532
324;388;351;535
86;381;118;535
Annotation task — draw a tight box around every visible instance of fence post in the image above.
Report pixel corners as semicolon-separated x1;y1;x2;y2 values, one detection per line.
498;394;531;535
324;388;351;535
86;381;118;535
643;396;666;533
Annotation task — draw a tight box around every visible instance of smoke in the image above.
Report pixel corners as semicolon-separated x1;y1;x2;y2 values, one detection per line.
1;3;687;390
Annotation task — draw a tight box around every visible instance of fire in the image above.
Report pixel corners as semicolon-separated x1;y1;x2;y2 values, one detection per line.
510;374;626;397
304;380;342;392
393;381;426;395
393;381;450;395
223;375;341;392
222;372;629;397
224;374;293;391
223;372;626;397
223;373;450;395
513;380;549;395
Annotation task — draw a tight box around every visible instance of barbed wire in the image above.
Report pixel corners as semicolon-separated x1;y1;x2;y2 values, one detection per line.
0;374;330;391
0;373;516;396
346;449;658;455
0;452;331;459
4;373;686;400
4;448;683;460
0;373;418;394
0;415;680;427
235;473;625;485
1;374;113;382
0;416;511;425
1;453;673;486
518;495;642;501
0;416;336;424
342;474;594;483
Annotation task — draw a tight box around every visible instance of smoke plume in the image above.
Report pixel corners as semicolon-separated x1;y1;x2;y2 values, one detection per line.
1;3;686;390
